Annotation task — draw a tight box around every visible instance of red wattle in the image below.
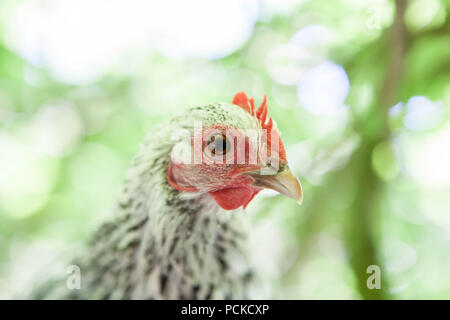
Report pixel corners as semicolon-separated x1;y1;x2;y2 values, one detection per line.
209;186;260;210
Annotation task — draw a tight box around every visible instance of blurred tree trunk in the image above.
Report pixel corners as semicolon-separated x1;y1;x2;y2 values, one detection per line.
343;0;407;299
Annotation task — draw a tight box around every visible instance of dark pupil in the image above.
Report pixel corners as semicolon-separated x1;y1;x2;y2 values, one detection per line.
208;134;227;155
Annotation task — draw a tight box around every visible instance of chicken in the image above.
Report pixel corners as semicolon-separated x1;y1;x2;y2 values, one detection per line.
32;92;302;299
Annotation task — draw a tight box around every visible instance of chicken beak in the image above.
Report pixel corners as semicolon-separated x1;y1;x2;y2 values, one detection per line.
245;166;303;204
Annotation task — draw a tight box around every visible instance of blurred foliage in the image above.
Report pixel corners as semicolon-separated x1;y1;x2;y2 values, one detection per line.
0;0;450;299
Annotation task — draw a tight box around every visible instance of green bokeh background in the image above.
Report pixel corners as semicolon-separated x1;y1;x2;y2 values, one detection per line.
0;0;449;299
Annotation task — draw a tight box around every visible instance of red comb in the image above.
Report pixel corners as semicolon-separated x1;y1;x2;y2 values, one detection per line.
232;91;286;161
232;92;273;131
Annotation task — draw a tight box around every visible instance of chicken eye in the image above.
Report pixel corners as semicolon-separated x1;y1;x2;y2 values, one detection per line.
207;134;228;155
